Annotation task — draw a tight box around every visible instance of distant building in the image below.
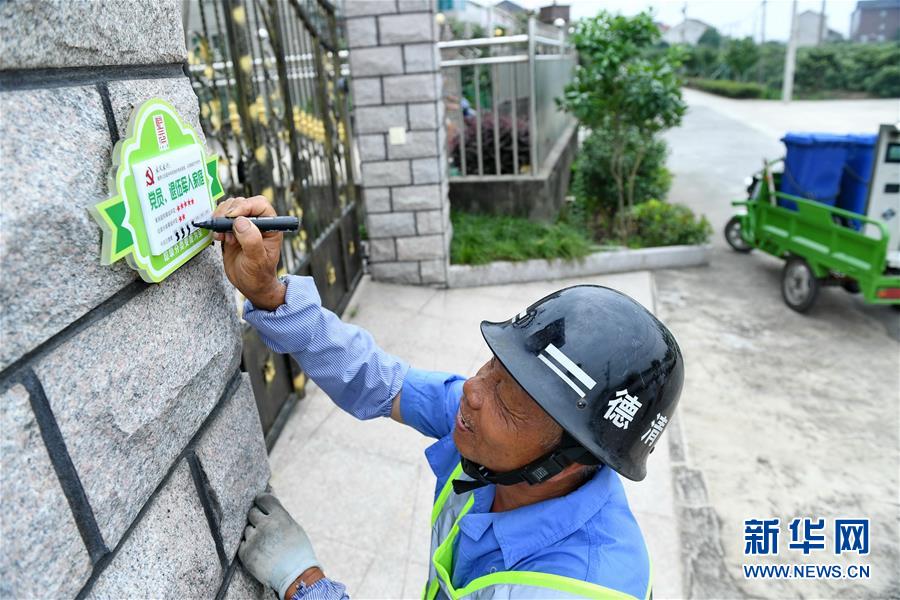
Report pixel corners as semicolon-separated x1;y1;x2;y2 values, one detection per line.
496;0;527;16
539;3;570;25
661;18;712;45
795;10;844;46
850;0;900;42
437;0;522;36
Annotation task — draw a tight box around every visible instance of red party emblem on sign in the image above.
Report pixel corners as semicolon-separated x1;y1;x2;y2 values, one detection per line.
145;166;155;186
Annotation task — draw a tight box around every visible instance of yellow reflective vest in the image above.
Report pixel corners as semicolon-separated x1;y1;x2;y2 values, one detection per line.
422;464;653;600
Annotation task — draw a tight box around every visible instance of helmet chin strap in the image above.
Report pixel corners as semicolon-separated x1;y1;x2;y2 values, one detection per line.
452;434;600;495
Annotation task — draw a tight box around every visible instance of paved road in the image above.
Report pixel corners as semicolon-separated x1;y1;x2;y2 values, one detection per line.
657;91;900;598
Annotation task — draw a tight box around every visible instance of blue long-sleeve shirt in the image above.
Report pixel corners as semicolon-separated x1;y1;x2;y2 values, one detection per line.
243;276;408;421
244;275;651;600
288;578;348;600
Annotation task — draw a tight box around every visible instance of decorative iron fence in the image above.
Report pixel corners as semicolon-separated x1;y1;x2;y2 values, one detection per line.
438;17;576;179
184;0;361;445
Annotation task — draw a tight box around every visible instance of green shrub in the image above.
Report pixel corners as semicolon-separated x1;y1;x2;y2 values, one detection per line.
682;41;900;99
866;64;900;98
560;10;685;212
616;199;712;247
687;78;767;98
450;211;593;265
722;37;760;81
794;46;848;92
758;42;786;90
680;44;720;78
822;42;900;96
569;129;671;237
697;28;723;48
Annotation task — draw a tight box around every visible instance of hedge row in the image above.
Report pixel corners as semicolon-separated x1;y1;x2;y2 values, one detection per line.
686;78;768;98
678;42;900;99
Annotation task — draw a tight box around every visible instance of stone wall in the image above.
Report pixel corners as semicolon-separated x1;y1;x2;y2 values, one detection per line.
346;0;453;285
0;1;271;597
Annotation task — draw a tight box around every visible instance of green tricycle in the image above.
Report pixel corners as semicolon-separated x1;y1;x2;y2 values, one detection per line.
724;160;900;313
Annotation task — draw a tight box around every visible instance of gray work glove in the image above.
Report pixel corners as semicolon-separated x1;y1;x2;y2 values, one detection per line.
238;493;320;599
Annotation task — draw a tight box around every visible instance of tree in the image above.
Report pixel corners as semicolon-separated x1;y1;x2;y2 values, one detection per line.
681;44;720;78
571;128;672;235
795;46;847;92
560;11;686;214
722;37;760;81
697;27;723;48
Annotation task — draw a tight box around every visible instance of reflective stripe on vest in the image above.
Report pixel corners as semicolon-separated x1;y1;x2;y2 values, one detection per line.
422;463;653;600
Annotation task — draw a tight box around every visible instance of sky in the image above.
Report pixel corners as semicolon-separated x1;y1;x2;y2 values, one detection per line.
510;0;863;41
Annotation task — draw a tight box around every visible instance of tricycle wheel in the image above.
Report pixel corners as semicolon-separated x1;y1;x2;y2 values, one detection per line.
782;257;820;313
724;216;753;253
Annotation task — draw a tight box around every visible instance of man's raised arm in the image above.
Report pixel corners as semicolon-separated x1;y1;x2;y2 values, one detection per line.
213;196;407;422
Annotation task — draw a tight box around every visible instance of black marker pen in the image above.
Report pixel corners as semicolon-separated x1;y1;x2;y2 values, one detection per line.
192;216;300;232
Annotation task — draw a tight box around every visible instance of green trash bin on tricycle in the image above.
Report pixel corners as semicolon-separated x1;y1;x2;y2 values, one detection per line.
724;126;900;313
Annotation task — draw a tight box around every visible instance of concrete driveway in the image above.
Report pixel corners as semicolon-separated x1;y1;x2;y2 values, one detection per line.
657;90;900;598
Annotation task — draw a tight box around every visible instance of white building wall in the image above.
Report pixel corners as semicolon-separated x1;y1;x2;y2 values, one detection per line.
662;20;710;45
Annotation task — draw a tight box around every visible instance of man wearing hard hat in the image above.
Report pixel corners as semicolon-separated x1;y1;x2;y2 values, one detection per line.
215;196;684;600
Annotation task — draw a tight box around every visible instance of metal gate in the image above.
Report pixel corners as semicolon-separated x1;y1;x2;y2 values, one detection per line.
185;0;362;446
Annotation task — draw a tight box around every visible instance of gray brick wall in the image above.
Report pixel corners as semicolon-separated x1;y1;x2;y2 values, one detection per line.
346;0;451;286
0;1;272;597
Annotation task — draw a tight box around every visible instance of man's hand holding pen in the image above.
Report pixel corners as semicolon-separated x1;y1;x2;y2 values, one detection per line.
213;196;286;311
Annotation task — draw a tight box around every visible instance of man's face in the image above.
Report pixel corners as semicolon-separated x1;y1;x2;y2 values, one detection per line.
453;355;561;472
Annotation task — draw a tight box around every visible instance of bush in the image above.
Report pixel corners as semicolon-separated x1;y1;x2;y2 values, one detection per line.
687;78;768;98
450;211;593;265
681;41;900;99
569;129;671;237
794;46;848;92
820;42;900;96
680;44;720;79
560;10;685;211
448;112;530;176
616;199;712;247
865;64;900;98
722;37;760;81
758;42;786;90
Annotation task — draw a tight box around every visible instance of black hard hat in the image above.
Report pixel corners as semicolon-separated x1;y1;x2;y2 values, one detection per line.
480;285;684;481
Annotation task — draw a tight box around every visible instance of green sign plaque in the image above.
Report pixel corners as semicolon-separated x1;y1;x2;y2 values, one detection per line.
90;98;225;283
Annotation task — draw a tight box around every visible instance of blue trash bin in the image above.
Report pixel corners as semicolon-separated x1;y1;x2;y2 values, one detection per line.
779;133;849;211
838;134;877;230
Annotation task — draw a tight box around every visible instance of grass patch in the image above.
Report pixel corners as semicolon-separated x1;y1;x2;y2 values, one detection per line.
450;211;594;265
